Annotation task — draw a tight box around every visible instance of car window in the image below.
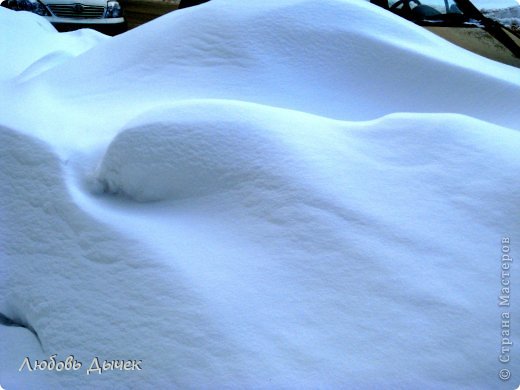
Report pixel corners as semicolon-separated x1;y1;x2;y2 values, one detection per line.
471;0;518;10
388;0;462;14
384;0;519;13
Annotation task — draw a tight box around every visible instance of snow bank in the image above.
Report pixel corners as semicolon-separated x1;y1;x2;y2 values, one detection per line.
1;0;519;148
0;126;171;388
1;0;519;389
0;8;107;81
95;101;311;202
90;101;520;389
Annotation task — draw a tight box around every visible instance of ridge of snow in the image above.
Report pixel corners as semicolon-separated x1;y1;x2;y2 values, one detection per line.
1;0;519;388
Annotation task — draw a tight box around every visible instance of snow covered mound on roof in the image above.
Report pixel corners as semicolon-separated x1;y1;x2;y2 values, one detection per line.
1;0;520;389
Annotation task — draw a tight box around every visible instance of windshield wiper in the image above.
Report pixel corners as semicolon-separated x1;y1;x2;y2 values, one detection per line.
454;0;520;58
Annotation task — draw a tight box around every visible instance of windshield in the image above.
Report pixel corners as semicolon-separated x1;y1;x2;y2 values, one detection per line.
472;0;518;10
388;0;462;15
385;0;519;12
377;0;519;23
383;0;467;22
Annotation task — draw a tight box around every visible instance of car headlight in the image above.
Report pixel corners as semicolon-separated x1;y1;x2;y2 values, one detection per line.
8;0;50;15
105;0;121;18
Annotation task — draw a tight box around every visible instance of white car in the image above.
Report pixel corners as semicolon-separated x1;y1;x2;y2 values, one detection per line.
1;0;126;35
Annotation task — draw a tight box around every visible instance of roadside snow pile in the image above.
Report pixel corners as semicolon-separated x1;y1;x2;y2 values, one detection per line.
0;8;107;81
1;1;519;389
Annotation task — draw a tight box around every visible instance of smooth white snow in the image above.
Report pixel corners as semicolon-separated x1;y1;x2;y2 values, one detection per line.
0;0;519;389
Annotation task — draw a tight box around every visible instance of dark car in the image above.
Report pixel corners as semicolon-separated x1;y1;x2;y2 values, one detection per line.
370;0;520;67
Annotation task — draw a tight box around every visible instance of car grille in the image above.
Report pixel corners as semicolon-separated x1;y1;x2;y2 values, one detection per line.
48;4;105;18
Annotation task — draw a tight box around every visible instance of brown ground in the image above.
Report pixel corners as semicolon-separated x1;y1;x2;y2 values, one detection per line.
123;0;179;30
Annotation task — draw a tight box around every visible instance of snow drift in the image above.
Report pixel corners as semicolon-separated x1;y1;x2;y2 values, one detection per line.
0;9;107;81
0;0;519;389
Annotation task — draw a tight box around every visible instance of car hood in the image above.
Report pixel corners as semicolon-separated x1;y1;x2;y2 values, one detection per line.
41;0;107;6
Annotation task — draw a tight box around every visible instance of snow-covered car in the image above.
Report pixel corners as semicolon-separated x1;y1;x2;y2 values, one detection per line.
370;0;520;67
0;0;126;35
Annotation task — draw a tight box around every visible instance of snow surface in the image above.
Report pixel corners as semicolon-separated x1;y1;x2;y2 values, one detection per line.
0;0;519;388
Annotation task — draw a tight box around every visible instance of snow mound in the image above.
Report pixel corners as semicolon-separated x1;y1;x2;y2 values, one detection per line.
0;8;107;82
96;101;303;201
0;124;227;389
96;99;520;206
2;0;519;148
1;0;520;389
96;100;520;206
89;99;520;389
